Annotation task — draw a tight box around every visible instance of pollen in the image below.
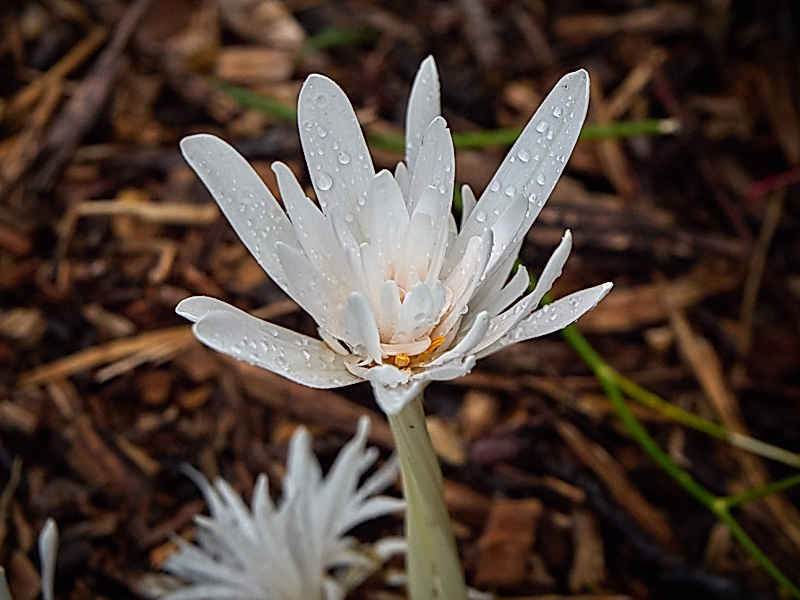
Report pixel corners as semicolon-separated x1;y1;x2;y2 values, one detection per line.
394;353;411;367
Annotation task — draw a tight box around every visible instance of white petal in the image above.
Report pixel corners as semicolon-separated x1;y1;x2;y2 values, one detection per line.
273;162;351;288
429;311;489;366
343;293;383;363
473;230;572;353
378;280;402;340
176;296;243;323
394;282;435;343
478;282;613;358
276;242;347;338
368;378;426;415
394;161;410;202
460;184;477;229
361;170;409;252
191;310;360;388
180;134;300;294
433;231;492;339
297;75;375;216
405;56;440;176
0;571;11;600
408;117;454;225
39;519;58;600
285;426;323;500
445;69;589;276
414;355;476;382
484;265;530;317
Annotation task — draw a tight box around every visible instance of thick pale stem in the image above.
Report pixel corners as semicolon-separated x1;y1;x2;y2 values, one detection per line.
387;393;468;600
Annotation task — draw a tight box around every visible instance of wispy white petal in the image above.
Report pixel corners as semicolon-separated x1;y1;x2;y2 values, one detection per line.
180;134;300;294
477;282;613;358
405;55;440;176
297;75;375;216
368;379;425;415
166;422;402;600
483;265;530;317
191;310;360;389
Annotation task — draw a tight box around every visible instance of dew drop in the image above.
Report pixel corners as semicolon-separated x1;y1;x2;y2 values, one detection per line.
552;106;563;118
489;180;500;192
535;121;548;133
316;125;328;138
303;120;314;131
504;185;515;198
344;213;355;223
527;192;537;203
317;172;333;191
337;151;351;165
315;93;327;106
517;150;530;163
536;173;546;186
475;211;487;223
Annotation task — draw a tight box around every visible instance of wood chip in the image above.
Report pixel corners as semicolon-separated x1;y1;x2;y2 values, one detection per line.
474;498;543;587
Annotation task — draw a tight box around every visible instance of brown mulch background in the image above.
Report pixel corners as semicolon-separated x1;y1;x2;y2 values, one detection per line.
2;0;800;598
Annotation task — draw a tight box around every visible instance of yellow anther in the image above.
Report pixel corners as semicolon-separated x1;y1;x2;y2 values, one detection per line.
413;335;446;363
394;353;411;367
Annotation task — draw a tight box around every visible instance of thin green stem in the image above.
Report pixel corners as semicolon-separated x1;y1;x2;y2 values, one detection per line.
215;83;679;150
560;323;800;598
613;368;800;468
721;473;800;510
387;393;468;600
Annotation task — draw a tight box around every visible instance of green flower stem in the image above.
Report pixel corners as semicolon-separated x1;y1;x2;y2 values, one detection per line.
388;393;468;600
216;83;679;150
720;473;800;510
560;323;800;599
613;368;800;469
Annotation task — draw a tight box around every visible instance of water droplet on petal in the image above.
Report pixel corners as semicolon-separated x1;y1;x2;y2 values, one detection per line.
315;94;327;106
517;150;530;163
337;151;351;165
489;180;500;192
345;212;355;223
475;211;487;223
536;173;546;186
535;121;548;133
504;185;515;198
303;120;314;131
317;172;333;191
527;193;537;203
552;106;563;118
316;125;328;138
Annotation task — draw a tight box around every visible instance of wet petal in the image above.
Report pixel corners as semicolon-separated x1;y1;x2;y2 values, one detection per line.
473;230;572;353
180;134;300;294
445;69;589;276
477;282;613;358
343;293;383;363
405;56;440;176
298;74;375;216
192;310;360;388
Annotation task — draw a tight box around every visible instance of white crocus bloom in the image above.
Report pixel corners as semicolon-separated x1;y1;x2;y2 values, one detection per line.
176;56;611;415
164;417;404;600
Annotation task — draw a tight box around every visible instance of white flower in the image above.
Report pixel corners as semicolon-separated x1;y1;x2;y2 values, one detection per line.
176;56;612;414
163;417;404;600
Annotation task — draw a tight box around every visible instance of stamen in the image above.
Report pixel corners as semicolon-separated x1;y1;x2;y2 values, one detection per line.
394;353;411;367
413;335;446;363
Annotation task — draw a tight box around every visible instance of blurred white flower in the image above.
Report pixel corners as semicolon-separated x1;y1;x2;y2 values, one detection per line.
176;56;611;414
164;417;404;600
